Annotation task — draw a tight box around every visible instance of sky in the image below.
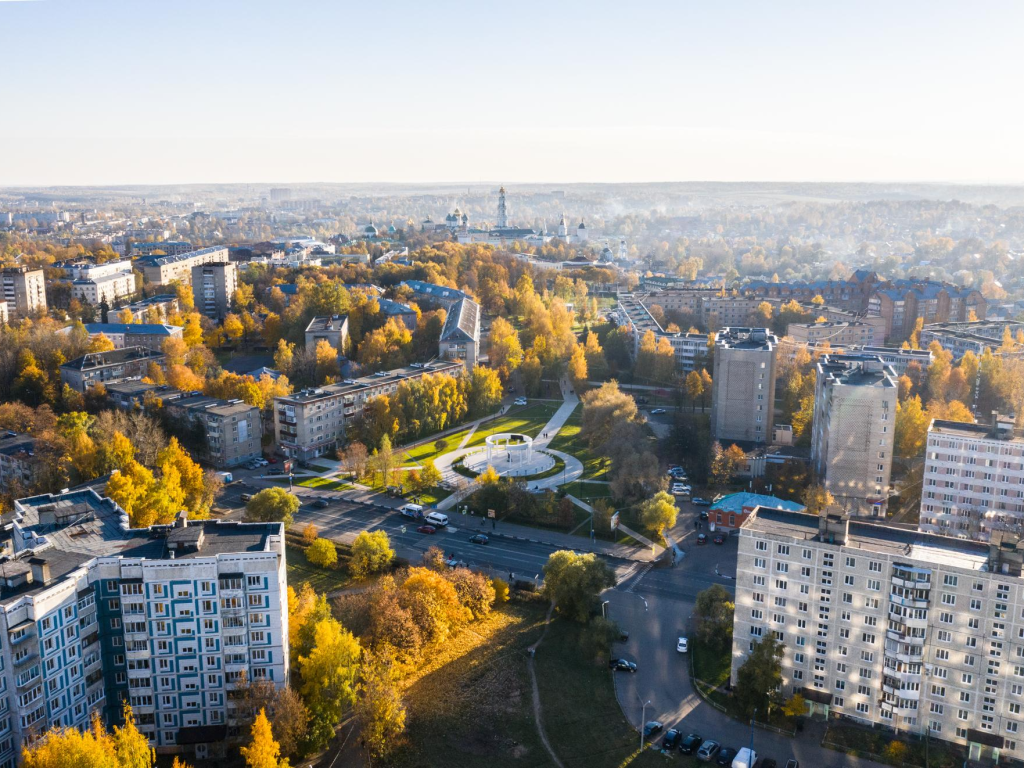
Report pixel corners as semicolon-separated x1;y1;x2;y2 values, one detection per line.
1;0;1022;186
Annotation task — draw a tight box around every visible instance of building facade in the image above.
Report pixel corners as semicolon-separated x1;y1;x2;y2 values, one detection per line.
810;354;897;516
400;280;470;311
162;396;262;469
438;297;480;370
733;507;1021;765
81;323;183;352
0;432;40;494
191;262;237;321
920;321;1024;362
304;315;349;352
60;347;166;392
136;247;229;286
786;321;880;348
120;294;180;323
0;488;288;765
0;267;47;319
616;294;710;373
711;327;778;446
274;361;463;460
71;272;137;306
919;416;1024;541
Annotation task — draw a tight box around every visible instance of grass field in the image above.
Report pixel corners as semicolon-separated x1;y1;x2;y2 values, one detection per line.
548;408;610;481
295;476;353;491
285;545;352;593
397;427;473;467
465;402;562;448
562;480;612;499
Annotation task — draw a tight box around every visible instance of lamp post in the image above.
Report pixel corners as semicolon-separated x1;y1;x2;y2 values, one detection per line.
638;695;651;751
601;600;610;618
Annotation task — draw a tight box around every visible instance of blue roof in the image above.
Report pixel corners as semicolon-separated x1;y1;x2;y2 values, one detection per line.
377;298;416;316
83;323;179;336
710;492;805;515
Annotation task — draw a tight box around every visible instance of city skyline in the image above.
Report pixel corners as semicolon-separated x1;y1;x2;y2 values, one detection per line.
1;0;1022;185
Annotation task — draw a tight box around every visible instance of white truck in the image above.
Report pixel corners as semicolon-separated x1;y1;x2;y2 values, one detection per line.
215;471;233;484
731;747;757;768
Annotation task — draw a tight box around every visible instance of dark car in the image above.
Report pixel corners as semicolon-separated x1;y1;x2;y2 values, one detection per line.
643;721;663;738
662;729;681;750
416;525;437;534
761;760;778;768
713;534;726;545
609;658;637;672
618;629;630;642
311;498;330;509
267;468;284;475
715;747;738;766
469;534;489;545
696;533;708;545
700;510;709;520
680;733;703;754
692;497;712;506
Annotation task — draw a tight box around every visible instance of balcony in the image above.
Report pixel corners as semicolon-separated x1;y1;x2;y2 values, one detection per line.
16;672;40;690
10;632;35;647
12;652;38;668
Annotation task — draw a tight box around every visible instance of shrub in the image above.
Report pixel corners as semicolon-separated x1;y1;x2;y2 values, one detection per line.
305;538;338;568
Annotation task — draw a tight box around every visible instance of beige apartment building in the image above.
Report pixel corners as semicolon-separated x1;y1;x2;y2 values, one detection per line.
786;320;880;348
1;266;47;318
733;507;1020;766
702;296;780;329
919;415;1024;541
274;361;463;460
305;315;349;352
192;261;237;321
163;394;261;468
810;354;897;516
439;297;481;370
710;327;778;445
136;246;229;285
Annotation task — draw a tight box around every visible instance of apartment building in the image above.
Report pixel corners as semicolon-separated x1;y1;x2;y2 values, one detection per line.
0;432;40;493
136;247;229;286
274;361;463;460
702;296;779;330
400;279;470;310
786;321;880;348
742;269;884;312
106;382;182;411
304;315;349;352
810;354;897;516
71;270;137;306
191;262;237;321
0;488;288;765
920;321;1024;362
162;395;261;469
636;288;719;319
868;282;987;342
130;241;194;258
120;294;179;323
439;297;481;370
807;305;888;341
60;347;166;393
733;508;1020;766
616;294;709;373
710;327;778;446
80;323;183;352
0;266;47;319
919;416;1024;541
858;346;934;377
377;298;418;330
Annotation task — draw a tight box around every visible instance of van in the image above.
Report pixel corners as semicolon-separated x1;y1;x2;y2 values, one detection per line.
215;471;233;484
425;511;448;528
240;493;253;503
398;504;424;520
731;747;756;768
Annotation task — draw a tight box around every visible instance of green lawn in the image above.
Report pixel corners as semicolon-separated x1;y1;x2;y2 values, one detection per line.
465;402;562;448
548;408;610;481
285;545;352;593
296;476;353;491
691;637;731;688
397;427;473;467
562;480;612;500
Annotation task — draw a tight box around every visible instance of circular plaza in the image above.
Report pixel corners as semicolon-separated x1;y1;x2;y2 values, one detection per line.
462;433;556;478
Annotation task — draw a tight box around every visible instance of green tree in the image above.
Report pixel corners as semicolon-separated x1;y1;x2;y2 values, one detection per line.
349;530;395;578
801;484;835;516
638;490;679;536
734;634;785;719
354;649;407;760
245;487;299;528
542;550;616;623
782;693;807;718
693;584;735;650
305;538;338;569
298;618;361;726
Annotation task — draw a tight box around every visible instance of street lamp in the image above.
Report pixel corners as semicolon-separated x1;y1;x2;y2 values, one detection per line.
601;600;610;618
638;695;651;751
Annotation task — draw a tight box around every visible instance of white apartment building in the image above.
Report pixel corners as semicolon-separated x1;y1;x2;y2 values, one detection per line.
786;321;880;348
733;507;1019;765
811;354;897;516
0;267;46;319
616;294;710;373
0;488;288;765
919;416;1024;541
71;271;137;305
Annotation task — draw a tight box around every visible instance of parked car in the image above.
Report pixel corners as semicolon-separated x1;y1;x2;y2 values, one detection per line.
731;747;757;768
700;510;710;520
642;721;663;738
677;636;689;653
713;534;726;545
696;533;708;545
609;658;637;672
312;499;330;509
514;397;528;406
715;747;738;765
267;457;278;464
785;761;798;768
651;408;667;415
692;497;711;505
445;557;468;569
267;468;284;475
255;458;269;467
416;525;437;535
618;629;629;642
680;733;703;754
469;534;489;545
697;740;720;761
662;729;681;750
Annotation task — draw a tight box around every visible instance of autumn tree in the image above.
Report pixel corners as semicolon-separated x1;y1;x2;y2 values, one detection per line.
895;395;929;458
486;316;523;381
350;530;394;578
467;364;502;418
245;487;298;528
568;342;588;391
338;441;369;479
355;649;407;760
240;709;289;768
801;484;836;516
543;550;615;623
638;490;679;536
298;617;362;742
685;369;704;411
305;538;338;569
694;584;735;650
302;523;318;546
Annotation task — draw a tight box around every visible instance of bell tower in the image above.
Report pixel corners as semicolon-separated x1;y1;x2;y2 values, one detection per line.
497;186;508;229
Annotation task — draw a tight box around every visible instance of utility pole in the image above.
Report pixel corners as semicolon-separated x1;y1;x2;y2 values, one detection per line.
638;696;651;751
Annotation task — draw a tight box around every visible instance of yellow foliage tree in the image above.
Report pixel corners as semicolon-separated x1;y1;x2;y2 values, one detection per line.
240;708;289;768
87;333;116;353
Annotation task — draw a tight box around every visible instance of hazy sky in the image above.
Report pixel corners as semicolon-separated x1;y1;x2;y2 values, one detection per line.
2;0;1022;186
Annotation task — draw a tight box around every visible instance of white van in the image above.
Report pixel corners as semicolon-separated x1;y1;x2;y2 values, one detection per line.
731;747;756;768
425;511;448;528
398;504;424;520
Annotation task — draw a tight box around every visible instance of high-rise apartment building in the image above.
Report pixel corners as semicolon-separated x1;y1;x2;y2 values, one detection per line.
0;266;47;319
710;327;778;446
733;507;1020;766
136;247;228;286
810;354;897;516
0;488;288;765
191;262;237;321
919;415;1024;541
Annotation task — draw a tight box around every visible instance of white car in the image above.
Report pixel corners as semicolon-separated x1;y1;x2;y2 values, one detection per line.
677;636;688;653
514;397;527;406
255;458;269;467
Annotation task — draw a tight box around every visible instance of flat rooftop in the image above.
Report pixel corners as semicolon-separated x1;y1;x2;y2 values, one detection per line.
306;315;348;334
278;360;463;404
817;354;896;388
930;418;1022;443
716;327;777;350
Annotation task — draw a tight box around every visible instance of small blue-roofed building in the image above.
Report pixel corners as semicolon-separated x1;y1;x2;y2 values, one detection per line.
401;279;470;310
80;322;183;352
377;298;418;330
708;491;804;532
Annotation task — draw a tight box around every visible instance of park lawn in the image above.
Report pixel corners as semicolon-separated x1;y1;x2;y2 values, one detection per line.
549;408;610;481
296;476;352;491
691;637;731;688
535;617;641;767
284;545;352;594
398;427;473;467
389;599;548;768
562;480;612;500
466;402;561;448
